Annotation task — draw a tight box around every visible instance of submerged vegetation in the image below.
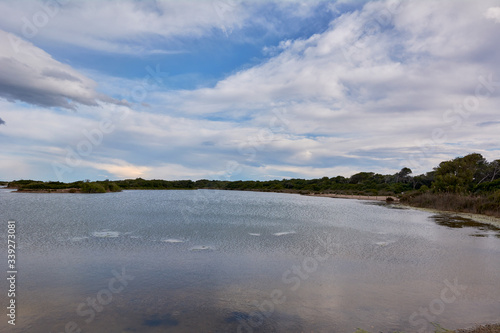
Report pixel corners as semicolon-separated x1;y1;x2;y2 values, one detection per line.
354;323;500;333
5;153;500;216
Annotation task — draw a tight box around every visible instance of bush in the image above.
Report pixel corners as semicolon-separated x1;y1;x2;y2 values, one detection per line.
108;182;122;192
81;182;106;193
403;192;500;217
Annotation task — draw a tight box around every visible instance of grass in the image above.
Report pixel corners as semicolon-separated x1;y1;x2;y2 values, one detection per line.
455;324;500;333
401;192;500;218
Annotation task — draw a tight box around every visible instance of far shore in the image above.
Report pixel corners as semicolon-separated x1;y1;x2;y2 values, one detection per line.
10;188;81;193
5;186;500;229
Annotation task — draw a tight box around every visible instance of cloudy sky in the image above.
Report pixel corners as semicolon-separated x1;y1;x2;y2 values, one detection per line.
0;0;499;182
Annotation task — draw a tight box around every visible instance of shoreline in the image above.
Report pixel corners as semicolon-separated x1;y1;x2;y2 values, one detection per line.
397;204;500;228
305;193;399;202
305;193;500;229
10;188;81;193
304;192;500;228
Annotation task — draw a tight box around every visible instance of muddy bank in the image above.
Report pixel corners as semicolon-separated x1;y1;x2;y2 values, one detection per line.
307;193;400;202
400;204;500;229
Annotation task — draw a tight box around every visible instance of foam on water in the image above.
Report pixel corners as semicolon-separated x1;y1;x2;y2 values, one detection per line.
92;231;120;238
162;238;185;243
273;231;296;236
189;245;214;251
70;236;89;242
248;233;261;236
375;240;395;246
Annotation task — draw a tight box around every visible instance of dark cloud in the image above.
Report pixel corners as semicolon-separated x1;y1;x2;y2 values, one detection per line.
477;121;500;127
0;80;95;110
0;30;130;110
41;69;83;83
0;117;5;125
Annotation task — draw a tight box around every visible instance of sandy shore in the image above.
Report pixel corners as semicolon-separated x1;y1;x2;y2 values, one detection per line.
307;193;400;202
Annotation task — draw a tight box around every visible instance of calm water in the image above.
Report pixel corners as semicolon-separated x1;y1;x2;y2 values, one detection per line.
0;188;499;333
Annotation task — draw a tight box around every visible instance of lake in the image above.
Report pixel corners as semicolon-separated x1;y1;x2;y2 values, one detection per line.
1;188;499;332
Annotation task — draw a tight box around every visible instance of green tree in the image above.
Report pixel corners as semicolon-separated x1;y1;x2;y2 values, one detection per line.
432;153;486;193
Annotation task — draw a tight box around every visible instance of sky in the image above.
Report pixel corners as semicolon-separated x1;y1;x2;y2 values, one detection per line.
0;0;499;182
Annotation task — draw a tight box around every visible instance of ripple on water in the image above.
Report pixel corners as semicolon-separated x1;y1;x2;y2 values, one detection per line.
161;238;185;243
70;236;89;242
189;245;215;251
92;231;120;238
142;313;179;327
375;240;396;246
273;231;296;236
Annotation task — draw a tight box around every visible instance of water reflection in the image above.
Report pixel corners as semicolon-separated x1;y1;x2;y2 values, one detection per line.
1;190;499;332
142;313;179;327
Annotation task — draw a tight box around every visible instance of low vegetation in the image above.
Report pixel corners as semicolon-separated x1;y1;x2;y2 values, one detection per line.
400;154;500;217
5;153;500;217
7;180;122;193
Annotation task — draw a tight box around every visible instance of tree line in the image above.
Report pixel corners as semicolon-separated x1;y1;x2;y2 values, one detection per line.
6;153;500;200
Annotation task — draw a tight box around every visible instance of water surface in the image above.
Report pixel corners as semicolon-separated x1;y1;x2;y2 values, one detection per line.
0;189;499;332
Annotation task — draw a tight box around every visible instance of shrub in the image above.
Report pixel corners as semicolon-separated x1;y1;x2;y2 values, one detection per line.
108;182;122;192
81;182;106;193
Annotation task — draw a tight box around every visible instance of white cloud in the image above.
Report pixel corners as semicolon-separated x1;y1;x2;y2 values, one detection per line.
143;163;219;180
0;0;325;54
148;0;500;175
1;0;499;181
250;164;368;179
485;7;500;22
0;153;34;180
80;159;151;179
0;0;239;53
0;29;127;109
